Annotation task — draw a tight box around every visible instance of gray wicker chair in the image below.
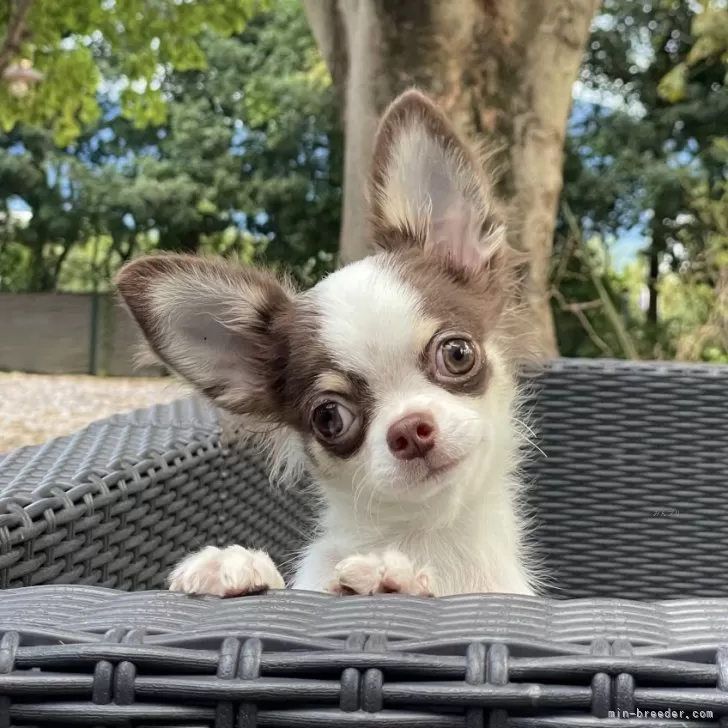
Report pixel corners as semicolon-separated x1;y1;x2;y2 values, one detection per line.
1;358;727;726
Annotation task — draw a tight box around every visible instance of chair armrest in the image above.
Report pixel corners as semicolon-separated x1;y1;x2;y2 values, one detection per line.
0;586;726;723
0;397;311;590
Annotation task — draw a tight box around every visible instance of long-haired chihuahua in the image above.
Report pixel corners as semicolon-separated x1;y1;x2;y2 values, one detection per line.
117;89;542;599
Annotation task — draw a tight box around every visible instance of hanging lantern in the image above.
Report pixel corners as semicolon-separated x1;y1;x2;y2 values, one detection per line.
2;59;43;97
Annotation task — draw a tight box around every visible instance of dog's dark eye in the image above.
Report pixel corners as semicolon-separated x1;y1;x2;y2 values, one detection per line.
311;400;356;441
437;337;477;376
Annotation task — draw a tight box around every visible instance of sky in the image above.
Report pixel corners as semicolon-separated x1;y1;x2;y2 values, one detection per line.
610;228;648;271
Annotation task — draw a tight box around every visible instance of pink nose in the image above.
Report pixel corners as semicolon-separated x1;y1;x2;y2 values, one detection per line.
386;412;437;460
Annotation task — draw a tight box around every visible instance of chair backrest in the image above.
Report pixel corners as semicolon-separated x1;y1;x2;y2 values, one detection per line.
525;358;728;600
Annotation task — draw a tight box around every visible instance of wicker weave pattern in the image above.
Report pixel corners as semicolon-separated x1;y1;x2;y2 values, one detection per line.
2;359;728;724
0;399;312;590
524;359;728;600
4;587;728;644
0;589;727;726
2;359;728;598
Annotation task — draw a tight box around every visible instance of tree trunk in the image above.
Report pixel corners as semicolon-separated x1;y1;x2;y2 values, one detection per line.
28;242;52;292
0;0;34;78
647;244;659;328
303;0;601;357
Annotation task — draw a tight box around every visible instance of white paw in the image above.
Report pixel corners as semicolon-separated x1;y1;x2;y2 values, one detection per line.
168;545;285;597
327;550;434;597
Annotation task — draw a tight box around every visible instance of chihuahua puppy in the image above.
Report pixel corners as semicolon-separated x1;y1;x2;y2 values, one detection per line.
117;89;541;598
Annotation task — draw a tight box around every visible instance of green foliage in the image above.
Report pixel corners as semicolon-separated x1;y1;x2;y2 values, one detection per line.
1;0;725;365
665;159;728;362
555;0;728;361
0;0;341;292
551;205;643;360
658;3;728;101
655;2;728;361
0;0;268;144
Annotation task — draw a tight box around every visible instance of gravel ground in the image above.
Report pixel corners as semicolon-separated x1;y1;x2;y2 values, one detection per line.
0;372;188;453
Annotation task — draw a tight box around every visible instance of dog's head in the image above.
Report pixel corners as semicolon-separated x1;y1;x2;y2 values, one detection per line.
117;90;530;508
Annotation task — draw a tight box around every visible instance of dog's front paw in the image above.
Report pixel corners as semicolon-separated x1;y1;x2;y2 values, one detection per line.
327;550;434;597
168;545;285;597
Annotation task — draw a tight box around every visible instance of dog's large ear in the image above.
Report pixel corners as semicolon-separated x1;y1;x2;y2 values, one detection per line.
367;89;506;277
116;255;293;417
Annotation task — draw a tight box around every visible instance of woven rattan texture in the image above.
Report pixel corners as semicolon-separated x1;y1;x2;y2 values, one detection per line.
523;359;728;600
2;359;728;600
1;589;727;726
0;398;313;591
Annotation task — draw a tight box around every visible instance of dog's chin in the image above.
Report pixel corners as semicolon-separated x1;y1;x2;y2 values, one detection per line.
383;452;469;501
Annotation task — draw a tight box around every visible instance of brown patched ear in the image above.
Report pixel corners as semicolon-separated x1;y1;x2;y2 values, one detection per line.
367;89;506;278
116;254;294;417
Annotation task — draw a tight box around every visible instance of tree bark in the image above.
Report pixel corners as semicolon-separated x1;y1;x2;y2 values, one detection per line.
303;0;601;357
647;245;659;328
0;0;34;78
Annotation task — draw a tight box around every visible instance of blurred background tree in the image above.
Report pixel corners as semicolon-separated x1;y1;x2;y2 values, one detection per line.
0;0;342;292
303;0;601;356
554;0;728;361
0;0;266;143
0;0;726;362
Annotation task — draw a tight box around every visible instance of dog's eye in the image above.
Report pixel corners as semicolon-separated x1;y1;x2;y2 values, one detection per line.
437;337;477;376
311;400;356;441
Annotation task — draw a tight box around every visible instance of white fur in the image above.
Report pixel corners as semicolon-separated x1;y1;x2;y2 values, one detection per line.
170;257;538;599
168;545;285;596
288;258;538;596
329;550;433;596
173;257;535;596
143;91;540;600
311;255;435;386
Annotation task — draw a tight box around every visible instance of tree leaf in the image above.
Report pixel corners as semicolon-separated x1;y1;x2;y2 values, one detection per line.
0;0;266;141
657;63;688;103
